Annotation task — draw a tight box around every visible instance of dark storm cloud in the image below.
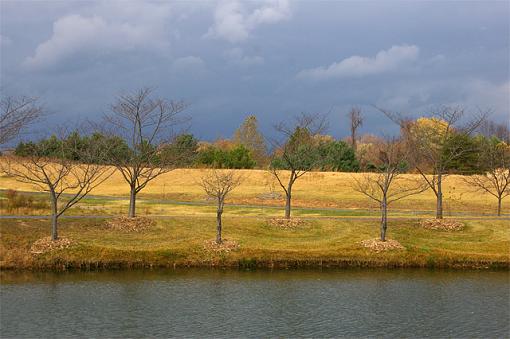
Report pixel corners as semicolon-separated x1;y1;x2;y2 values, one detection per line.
1;0;508;140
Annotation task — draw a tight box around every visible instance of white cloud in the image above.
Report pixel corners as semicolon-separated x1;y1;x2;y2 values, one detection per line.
224;48;264;65
206;0;291;43
23;2;174;70
297;45;419;80
249;0;291;25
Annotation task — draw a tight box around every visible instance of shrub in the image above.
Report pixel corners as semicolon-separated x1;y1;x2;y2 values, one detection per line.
196;144;256;169
1;190;48;212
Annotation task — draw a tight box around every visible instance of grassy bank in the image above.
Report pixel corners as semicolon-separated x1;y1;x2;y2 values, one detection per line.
1;217;508;270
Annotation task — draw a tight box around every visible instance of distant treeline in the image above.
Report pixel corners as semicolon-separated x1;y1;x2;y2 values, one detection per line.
12;113;509;174
13;130;359;171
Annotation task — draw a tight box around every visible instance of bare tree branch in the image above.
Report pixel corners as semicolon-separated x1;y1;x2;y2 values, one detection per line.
102;87;189;217
198;169;243;244
0;95;43;145
377;105;488;219
0;129;114;240
463;139;510;216
347;106;363;150
268;112;328;219
352;137;428;241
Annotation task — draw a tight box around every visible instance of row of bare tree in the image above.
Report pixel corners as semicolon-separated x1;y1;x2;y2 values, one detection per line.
1;89;508;244
0;88;188;240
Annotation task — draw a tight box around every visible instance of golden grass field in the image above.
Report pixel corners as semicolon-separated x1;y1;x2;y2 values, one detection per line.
1;167;508;270
1;167;508;216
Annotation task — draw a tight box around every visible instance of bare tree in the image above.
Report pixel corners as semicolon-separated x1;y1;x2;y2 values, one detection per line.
478;119;510;143
0;95;42;145
103;87;187;217
269;112;328;219
199;169;243;244
379;105;486;219
353;137;428;241
0;130;113;240
463;139;510;216
347;106;363;151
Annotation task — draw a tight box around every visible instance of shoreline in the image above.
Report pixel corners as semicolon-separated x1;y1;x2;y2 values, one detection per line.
2;257;509;272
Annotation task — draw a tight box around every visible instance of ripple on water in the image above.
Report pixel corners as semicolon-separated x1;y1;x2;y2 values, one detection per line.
0;269;509;338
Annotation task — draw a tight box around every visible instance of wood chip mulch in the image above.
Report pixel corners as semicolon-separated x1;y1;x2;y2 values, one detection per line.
257;192;283;200
267;217;305;229
361;238;405;252
203;239;239;253
104;217;155;232
420;219;465;231
30;237;73;254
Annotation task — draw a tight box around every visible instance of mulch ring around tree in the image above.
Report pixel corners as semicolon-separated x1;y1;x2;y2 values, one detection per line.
361;238;405;252
30;237;74;255
420;219;465;231
203;239;239;253
267;217;306;229
104;216;155;232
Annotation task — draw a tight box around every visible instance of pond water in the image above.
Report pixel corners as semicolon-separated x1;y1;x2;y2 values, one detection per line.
1;269;508;338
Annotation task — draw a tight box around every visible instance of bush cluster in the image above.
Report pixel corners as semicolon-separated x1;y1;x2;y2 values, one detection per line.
0;190;48;211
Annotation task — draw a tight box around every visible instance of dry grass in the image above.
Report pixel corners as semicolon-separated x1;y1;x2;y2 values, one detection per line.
1;167;507;215
1;217;508;270
1;164;508;270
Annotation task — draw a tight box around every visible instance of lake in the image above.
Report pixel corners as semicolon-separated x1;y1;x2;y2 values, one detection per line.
1;269;508;338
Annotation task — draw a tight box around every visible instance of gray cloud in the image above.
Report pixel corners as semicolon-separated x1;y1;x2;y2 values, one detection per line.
224;48;264;65
0;34;11;46
297;45;419;80
1;0;508;140
171;56;207;76
23;1;175;70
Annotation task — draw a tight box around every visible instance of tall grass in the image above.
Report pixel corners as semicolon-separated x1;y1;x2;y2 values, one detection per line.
0;190;49;213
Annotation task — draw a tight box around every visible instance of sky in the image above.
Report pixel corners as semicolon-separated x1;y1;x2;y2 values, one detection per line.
1;0;509;141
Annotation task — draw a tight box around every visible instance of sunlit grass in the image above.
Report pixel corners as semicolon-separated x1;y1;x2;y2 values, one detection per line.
1;168;507;216
1;217;508;269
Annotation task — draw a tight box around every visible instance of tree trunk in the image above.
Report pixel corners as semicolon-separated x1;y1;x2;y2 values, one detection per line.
50;191;58;241
128;186;136;218
380;197;388;242
497;196;502;216
216;208;223;244
285;172;294;219
284;194;291;219
436;172;443;219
